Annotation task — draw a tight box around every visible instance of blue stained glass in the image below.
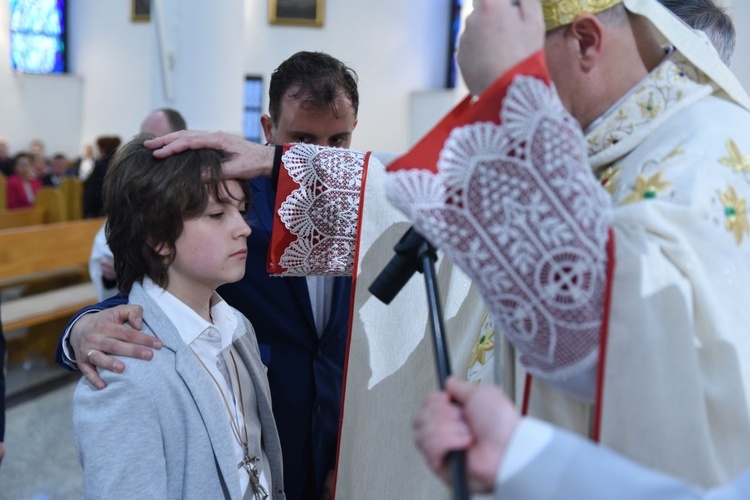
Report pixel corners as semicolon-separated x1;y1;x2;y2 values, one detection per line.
10;0;66;74
446;0;462;88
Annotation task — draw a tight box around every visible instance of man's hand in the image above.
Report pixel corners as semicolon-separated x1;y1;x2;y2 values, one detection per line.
458;0;545;96
413;377;521;493
71;305;160;389
144;131;276;180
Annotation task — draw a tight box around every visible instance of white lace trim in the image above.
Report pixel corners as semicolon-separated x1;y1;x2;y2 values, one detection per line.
386;76;612;379
276;144;366;276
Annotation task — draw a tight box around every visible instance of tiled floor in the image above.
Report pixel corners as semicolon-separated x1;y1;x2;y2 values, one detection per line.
0;379;83;499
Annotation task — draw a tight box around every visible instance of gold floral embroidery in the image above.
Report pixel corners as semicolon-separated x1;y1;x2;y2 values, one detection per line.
670;65;688;81
662;144;685;162
586;55;709;161
717;185;750;244
621;172;671;205
598;166;622;195
469;329;495;366
719;139;750;174
638;93;661;119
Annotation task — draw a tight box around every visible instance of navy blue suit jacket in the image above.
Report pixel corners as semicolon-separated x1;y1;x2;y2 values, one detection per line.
57;177;351;500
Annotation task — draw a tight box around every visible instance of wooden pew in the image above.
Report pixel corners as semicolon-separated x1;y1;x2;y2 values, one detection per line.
0;173;6;210
35;187;67;223
60;177;83;220
0;217;105;333
0;206;46;230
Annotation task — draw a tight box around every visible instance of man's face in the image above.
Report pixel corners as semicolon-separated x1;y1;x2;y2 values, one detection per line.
263;90;358;148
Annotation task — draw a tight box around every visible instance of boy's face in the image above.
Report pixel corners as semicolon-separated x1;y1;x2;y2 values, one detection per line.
164;180;251;297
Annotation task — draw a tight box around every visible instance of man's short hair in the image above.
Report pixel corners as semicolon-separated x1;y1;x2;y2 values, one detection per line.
103;133;249;293
659;0;735;65
268;51;359;123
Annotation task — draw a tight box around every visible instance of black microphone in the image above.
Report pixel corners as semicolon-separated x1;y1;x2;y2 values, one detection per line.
369;227;434;304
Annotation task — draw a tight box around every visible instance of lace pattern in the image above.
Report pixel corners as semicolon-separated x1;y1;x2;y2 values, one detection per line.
277;144;366;276
387;76;612;379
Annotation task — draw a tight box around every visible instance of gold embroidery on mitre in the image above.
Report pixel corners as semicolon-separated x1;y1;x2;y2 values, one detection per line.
719;139;750;174
469;329;496;366
543;0;623;31
717;185;750;245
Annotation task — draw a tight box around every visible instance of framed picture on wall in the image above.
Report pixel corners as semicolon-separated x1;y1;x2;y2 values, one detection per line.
132;0;151;22
269;0;324;27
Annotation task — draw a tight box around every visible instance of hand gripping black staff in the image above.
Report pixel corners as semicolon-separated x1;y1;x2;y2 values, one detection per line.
369;227;470;500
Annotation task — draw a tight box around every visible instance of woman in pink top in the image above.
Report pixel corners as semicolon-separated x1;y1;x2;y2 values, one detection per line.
7;152;42;209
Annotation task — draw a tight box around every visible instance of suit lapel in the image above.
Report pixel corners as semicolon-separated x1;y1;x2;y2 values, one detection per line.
128;284;242;499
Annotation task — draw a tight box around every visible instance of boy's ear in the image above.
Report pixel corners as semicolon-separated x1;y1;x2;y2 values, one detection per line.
150;239;172;257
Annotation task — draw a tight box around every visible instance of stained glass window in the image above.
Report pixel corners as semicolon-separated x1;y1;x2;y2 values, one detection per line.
446;0;462;88
10;0;67;74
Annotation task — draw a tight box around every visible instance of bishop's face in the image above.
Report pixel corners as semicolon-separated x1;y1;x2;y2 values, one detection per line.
262;88;358;148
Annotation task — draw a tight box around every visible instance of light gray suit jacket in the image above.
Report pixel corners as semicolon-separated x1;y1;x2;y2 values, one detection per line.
498;425;750;499
73;283;285;499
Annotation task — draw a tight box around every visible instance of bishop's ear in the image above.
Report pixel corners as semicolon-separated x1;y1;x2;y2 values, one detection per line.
568;14;605;70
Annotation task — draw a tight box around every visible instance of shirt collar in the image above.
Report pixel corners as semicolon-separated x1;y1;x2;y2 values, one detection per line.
141;276;239;351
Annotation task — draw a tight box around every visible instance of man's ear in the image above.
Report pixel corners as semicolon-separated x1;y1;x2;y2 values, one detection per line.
568;14;604;71
260;114;275;145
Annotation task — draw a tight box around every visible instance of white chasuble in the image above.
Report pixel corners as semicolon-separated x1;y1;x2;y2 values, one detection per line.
387;48;750;488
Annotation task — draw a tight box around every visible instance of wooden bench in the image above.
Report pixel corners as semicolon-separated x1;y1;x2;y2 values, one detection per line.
0;206;46;230
0;217;105;333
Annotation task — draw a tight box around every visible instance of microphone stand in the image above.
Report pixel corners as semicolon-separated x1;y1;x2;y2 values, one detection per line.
369;228;470;500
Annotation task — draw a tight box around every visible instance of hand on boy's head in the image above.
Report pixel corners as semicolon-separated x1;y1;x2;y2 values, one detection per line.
72;305;160;390
144;130;276;180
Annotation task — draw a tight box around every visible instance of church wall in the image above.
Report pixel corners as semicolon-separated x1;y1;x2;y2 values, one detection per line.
0;0;451;157
1;1;750;158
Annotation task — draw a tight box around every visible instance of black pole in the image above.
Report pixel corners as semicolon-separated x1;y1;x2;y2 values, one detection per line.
417;239;470;500
369;228;470;500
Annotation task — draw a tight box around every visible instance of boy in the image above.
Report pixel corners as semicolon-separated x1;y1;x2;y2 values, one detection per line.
72;134;285;499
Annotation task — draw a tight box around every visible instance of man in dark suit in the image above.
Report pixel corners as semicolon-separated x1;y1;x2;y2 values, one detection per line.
57;52;359;500
41;153;71;187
